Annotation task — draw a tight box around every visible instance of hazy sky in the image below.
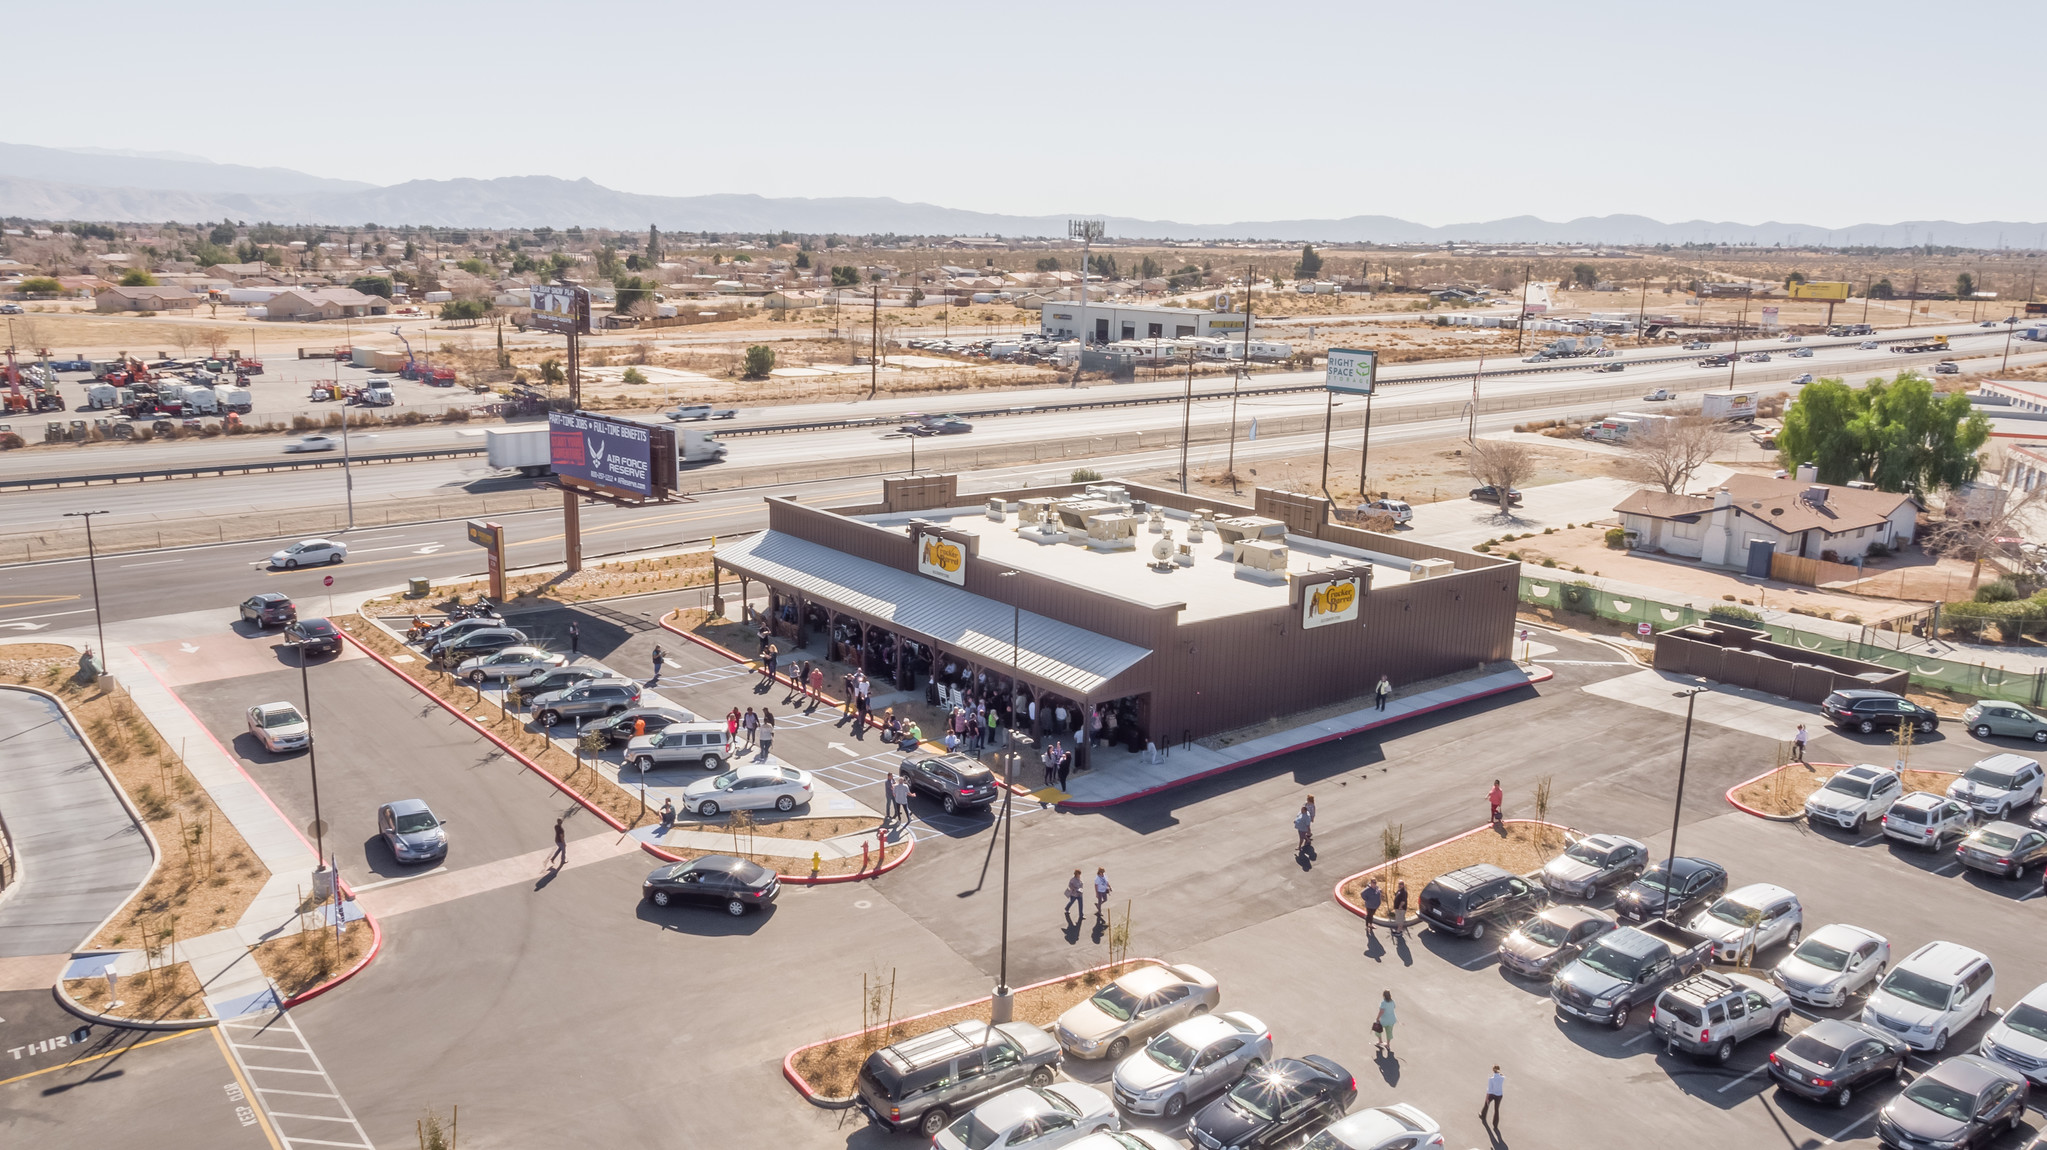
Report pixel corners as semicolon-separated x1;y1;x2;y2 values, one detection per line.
12;1;2039;226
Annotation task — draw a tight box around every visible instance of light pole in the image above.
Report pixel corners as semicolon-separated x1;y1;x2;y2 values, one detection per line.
1068;220;1104;388
340;418;377;529
991;569;1021;1023
297;640;331;898
1661;680;1711;919
63;510;111;667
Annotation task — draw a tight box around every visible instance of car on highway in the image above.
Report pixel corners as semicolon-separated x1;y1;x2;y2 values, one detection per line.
269;537;348;569
640;854;778;915
1683;341;1712;350
1863;941;1996;1052
0;303;21;315
1874;1054;2030;1149
856;1021;1063;1137
1955;821;2047;879
529;678;639;726
1744;352;1773;363
1783;334;1804;342
1790;346;1814;358
1980;982;2047;1085
512;665;607;695
238;592;297;628
1860;340;1881;349
1597;362;1625;372
901;752;1000;813
245;701;310;753
933;1084;1118;1150
1882;791;1975;850
625;722;733;772
1614;856;1728;924
1468;484;1522;506
1766;1018;1910;1108
1185;1056;1355;1150
283;617;342;657
284;434;338;453
664;404;737;421
1935;360;1961;374
1055;963;1221;1061
1642;389;1673;402
432;627;528;664
681;766;813;817
587;705;698;747
456;646;565;683
1803;764;1903;831
1416;863;1547;940
1540;832;1648;898
902;413;973;435
1652;970;1791;1063
1522;354;1551;363
1772;923;1890;1008
1497;904;1616;979
1697;355;1733;367
1791;372;1816;384
1947;753;2044;819
1820;688;1940;736
377;798;448;864
1962;701;2047;743
1688;883;1803;964
1111;1010;1271;1119
1297;1104;1444;1150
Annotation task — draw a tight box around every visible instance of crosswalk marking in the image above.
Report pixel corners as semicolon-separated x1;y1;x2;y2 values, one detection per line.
219;1009;375;1150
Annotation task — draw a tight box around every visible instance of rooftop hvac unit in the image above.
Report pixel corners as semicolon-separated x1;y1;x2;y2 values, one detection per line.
1409;558;1455;581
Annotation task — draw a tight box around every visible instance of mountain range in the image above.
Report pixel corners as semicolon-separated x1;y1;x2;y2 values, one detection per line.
3;141;2040;249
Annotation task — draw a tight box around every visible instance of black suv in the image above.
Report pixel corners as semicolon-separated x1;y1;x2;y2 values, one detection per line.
901;754;999;814
855;1021;1062;1137
283;617;341;657
239;592;296;628
1416;863;1547;941
1821;689;1940;736
433;627;527;663
1615;856;1728;923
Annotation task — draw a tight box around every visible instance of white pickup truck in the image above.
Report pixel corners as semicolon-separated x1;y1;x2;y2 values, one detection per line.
665;404;737;421
1641;389;1673;402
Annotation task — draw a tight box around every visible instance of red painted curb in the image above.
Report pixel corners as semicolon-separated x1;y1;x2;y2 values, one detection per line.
1060;667;1555;810
782;957;1166;1106
282;875;383;1009
1331;817;1574;923
1724;760;1961;821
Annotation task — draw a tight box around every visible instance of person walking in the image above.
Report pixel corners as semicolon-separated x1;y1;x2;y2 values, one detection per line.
1064;868;1085;921
725;707;740;742
891;774;911;824
1295;801;1315;852
649;644;665;686
568;621;580;658
1391;880;1409;938
1361;878;1383;940
1374;991;1397;1055
1093;866;1112;918
547;818;567;870
1489;779;1505;828
1480;1066;1505;1127
1056;740;1073;790
1792;723;1809;764
1374;674;1392;712
741;706;759;748
758;708;776;760
808;663;826;705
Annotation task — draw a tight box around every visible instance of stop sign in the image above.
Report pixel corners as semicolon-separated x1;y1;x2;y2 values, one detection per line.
323;575;334;587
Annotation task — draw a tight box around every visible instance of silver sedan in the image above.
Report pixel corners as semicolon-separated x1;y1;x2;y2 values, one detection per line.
1054;963;1221;1061
1112;1009;1271;1118
681;767;814;817
455;646;566;683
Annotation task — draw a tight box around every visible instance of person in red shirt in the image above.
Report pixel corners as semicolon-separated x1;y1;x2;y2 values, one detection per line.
1488;780;1505;827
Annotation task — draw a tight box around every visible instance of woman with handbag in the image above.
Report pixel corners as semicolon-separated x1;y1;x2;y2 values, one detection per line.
1374;991;1397;1055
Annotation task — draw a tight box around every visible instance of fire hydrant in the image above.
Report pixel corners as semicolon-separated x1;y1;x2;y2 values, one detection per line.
810;850;822;879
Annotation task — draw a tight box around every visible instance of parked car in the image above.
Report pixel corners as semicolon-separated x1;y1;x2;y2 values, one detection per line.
1614;856;1728;923
377;798;448;864
455;646;565;683
1963;701;2047;743
1820;689;1940;736
1468;484;1523;506
1947;753;2045;819
583;704;695;746
1767;1018;1910;1108
1874;1055;2030;1149
1773;923;1891;1008
1055;963;1221;1061
1184;1056;1355;1150
933;1084;1117;1150
1689;883;1803;964
1065;1135;1179;1150
239;592;297;627
855;1020;1062;1136
1297;1104;1445;1150
1415;863;1547;941
1497;905;1617;979
1863;941;1996;1052
245;701;310;753
1111;1010;1271;1119
1883;791;1976;849
1979;981;2047;1086
901;753;1000;814
269;537;347;569
1362;498;1413;524
512;665;608;695
419;616;504;650
625;722;733;772
282;617;342;657
1540;833;1648;898
433;627;528;664
1652;970;1791;1063
1803;764;1903;831
1956;821;2047;879
641;854;778;915
529;678;639;726
1552;921;1714;1029
283;434;338;453
681;767;813;817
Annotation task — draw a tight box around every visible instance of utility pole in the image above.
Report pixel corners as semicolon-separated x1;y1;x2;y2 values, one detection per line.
1862;277;1873;326
1662;681;1711;918
1068;220;1104;387
63;510;110;667
1469;358;1483;444
1514;264;1532;353
1179;350;1194;494
1727;288;1750;391
1225;370;1243;495
868;266;880;400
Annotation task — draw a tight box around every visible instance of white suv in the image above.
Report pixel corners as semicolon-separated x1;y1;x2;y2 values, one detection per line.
1688;883;1803;964
1882;792;1975;849
1948;754;2045;820
1804;765;1903;831
1980;981;2047;1086
1863;941;1996;1053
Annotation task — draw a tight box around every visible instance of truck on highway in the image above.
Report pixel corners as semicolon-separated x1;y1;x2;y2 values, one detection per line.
665;403;738;421
679;427;727;465
1551;920;1713;1029
1541;336;1605;358
486;427;553;477
1700;389;1759;422
1827;323;1875;337
1891;335;1950;354
1642;388;1674;402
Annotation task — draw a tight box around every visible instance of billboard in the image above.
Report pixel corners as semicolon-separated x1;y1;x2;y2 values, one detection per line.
1787;281;1852;302
916;533;966;586
528;284;591;334
548;411;667;497
1325;348;1377;395
1301;576;1361;629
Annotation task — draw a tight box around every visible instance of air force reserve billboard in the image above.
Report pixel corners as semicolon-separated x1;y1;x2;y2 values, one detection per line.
549;411;664;497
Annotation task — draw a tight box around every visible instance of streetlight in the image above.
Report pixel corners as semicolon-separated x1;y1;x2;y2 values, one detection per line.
296;638;332;899
991;569;1021;1024
340;419;378;529
63;510;110;667
1660;679;1711;920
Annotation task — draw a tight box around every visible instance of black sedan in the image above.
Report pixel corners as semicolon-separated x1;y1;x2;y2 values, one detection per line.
283;617;342;657
902;754;999;814
1767;1018;1908;1108
1876;1055;2029;1149
1956;822;2047;879
1469;485;1523;505
1186;1056;1354;1150
1613;856;1728;923
585;706;697;746
642;855;779;916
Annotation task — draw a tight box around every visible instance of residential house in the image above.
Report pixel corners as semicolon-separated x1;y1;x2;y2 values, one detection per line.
95;285;199;312
1612;468;1917;569
261;287;392;321
204;262;274;282
764;290;823;310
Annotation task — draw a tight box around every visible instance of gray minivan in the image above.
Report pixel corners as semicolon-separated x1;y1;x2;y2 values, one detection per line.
855;1021;1062;1137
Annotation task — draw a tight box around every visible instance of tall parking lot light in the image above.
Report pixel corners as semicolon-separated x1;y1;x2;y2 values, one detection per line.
62;510;110;665
297;638;331;896
1662;679;1711;919
992;570;1021;1024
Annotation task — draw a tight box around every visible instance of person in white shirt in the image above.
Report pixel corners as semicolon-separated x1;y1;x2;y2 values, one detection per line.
1480;1065;1505;1127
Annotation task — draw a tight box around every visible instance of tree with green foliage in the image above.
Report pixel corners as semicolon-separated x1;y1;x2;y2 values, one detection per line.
539;357;565;387
208;221;237;246
594;245;621;279
1571;263;1598;288
546;253;575;282
118;268;158;286
19;276;60;294
621;367;649;385
794;250;810;269
350;276;393;299
1869;278;1895;299
1956;272;1977;298
403;239;418;262
742;345;776;379
1088;253;1119;280
439;298;490;321
830;265;860;287
1295;244;1323;279
1784;270;1807;287
1776;373;1989;493
1035;256;1062;272
645;225;662;265
1138;256;1163;280
457;258;488;276
613;275;655;315
509;252;537;275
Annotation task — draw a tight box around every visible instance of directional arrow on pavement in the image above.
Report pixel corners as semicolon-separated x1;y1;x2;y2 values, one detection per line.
413;543;445;555
178;642;201;654
0;622;48;631
828;742;859;757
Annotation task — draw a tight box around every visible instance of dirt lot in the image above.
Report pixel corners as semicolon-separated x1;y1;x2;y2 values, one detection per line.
1141;435;1621;508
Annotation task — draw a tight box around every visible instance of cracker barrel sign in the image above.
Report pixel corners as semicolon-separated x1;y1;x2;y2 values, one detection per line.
1302;576;1361;629
917;534;966;586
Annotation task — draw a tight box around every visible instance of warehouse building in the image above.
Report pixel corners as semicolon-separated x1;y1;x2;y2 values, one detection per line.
1040;302;1252;344
711;475;1517;778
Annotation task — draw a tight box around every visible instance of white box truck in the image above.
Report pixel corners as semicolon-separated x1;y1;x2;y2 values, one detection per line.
485;427;553;476
680;428;727;464
1700;389;1759;422
215;383;253;413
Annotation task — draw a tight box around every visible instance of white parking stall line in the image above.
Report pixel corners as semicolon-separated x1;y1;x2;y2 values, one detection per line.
1821;1111;1878;1144
220;1011;376;1150
1714;1063;1772;1093
1853;833;1886;847
1623;1030;1661;1046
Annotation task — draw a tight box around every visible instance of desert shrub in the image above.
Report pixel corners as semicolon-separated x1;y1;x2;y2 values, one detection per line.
1604;526;1628;549
1709;604;1764;624
1975;580;2019;604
